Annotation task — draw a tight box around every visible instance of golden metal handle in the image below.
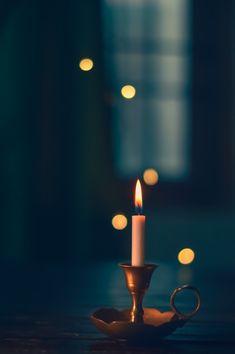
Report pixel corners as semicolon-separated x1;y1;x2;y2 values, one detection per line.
170;285;201;319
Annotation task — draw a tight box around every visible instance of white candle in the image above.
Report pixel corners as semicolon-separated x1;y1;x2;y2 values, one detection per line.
132;180;145;266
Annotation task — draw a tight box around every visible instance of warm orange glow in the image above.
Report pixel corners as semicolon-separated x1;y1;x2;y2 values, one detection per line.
135;179;143;212
112;214;128;230
79;58;94;71
143;168;159;185
121;85;136;99
178;248;195;265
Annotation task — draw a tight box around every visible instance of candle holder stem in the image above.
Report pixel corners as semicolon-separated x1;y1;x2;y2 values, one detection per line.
131;291;144;323
119;263;157;324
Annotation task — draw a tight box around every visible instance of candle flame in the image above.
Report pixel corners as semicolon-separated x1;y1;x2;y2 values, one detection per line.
135;179;143;214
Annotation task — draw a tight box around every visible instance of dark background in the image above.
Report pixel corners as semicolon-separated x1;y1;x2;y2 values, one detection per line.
0;0;235;270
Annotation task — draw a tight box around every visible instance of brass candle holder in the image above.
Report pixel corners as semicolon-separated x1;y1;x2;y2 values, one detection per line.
91;263;201;342
119;263;157;323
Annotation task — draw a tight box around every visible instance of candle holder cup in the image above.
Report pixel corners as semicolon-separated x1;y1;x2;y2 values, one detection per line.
119;263;157;323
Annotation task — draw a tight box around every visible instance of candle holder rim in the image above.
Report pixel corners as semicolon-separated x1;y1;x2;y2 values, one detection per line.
119;262;158;269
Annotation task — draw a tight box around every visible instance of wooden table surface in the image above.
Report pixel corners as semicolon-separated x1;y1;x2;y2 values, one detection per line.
0;261;234;353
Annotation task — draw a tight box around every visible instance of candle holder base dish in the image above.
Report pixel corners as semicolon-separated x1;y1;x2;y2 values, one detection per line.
91;307;187;342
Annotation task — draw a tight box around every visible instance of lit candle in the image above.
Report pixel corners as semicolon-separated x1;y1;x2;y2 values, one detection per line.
132;179;145;266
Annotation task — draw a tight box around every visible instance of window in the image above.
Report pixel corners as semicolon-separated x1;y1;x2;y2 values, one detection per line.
102;0;192;180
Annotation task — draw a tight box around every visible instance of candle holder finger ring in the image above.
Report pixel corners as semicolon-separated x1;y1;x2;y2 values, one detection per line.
170;284;201;319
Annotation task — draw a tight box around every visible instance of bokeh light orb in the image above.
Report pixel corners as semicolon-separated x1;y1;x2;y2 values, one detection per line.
79;58;94;71
112;214;128;230
121;85;136;99
178;248;195;265
143;168;159;185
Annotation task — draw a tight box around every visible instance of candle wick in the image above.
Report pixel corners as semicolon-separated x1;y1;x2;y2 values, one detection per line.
135;205;142;215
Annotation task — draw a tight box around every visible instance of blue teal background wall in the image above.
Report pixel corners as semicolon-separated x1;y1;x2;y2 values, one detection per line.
0;0;234;268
